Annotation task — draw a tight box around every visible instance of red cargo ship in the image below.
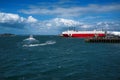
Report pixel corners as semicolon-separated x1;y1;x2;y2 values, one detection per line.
62;30;106;38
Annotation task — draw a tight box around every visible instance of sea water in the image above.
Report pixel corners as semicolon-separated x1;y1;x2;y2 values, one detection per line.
0;35;120;80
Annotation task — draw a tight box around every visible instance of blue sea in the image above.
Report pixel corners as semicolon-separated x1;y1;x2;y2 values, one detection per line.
0;36;120;80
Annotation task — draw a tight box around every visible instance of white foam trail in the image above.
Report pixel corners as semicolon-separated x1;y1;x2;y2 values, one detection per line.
45;40;56;45
23;40;56;47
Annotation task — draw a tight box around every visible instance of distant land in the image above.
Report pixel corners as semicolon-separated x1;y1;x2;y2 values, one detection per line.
0;33;15;37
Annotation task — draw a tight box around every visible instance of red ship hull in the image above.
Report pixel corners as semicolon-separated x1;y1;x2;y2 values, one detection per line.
63;34;106;38
62;30;106;38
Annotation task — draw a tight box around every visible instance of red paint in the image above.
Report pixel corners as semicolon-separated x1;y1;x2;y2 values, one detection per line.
63;34;106;38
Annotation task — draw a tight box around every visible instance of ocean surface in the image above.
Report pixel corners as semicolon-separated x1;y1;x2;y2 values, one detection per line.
0;35;120;80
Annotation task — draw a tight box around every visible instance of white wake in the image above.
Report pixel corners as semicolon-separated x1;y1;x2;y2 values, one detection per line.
23;40;56;47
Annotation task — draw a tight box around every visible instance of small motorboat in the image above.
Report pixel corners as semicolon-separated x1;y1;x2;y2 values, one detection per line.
23;35;39;44
24;35;36;41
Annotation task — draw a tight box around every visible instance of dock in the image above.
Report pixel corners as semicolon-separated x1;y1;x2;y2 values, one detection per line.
85;38;120;43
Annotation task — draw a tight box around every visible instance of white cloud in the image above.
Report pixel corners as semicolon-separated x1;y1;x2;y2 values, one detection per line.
20;4;120;17
0;12;40;34
0;12;22;23
23;18;84;34
96;21;120;30
27;16;37;23
46;23;52;27
0;12;38;23
81;24;92;28
0;12;38;31
51;18;81;27
0;12;120;34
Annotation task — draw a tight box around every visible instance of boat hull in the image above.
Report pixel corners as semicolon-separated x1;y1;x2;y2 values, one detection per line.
62;31;106;38
62;34;105;38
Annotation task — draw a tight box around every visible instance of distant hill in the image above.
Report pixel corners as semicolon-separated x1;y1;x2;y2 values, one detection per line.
0;33;15;37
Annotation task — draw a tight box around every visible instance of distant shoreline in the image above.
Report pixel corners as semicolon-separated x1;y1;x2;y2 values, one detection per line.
0;33;15;37
0;33;59;37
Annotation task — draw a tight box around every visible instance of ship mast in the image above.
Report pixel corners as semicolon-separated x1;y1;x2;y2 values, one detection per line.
68;26;76;31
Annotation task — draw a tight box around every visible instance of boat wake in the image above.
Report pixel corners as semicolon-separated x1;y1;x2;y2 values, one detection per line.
23;40;56;47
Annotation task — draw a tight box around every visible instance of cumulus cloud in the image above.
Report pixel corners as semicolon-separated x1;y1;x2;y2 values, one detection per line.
0;12;120;34
80;24;92;29
0;12;24;23
0;12;37;29
0;12;82;34
20;4;120;17
0;12;38;23
26;18;83;34
96;21;120;31
27;16;37;23
51;18;81;27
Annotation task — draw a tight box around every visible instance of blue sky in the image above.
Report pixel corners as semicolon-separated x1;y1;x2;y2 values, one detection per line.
0;0;120;35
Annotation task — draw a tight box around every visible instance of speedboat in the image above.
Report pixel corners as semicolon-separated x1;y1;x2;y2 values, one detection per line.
24;35;36;41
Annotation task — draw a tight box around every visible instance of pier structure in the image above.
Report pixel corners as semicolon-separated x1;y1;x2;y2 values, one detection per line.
85;31;120;43
85;38;120;43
